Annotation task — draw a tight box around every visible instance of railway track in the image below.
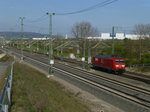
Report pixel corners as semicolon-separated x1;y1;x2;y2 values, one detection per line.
122;73;150;84
2;47;150;111
26;49;150;84
47;52;150;84
123;71;150;83
56;56;150;83
10;48;150;77
5;47;150;85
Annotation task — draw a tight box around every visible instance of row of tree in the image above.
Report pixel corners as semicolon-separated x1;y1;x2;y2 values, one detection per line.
71;22;150;39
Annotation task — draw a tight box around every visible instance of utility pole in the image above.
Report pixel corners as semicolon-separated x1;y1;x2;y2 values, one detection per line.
112;26;115;56
19;17;25;60
46;12;55;76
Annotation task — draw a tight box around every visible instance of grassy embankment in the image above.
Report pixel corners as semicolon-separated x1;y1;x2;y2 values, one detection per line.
0;50;11;62
0;50;12;93
0;55;10;62
0;65;10;93
11;62;91;112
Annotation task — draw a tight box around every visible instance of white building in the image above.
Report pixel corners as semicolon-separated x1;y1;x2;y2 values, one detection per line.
32;33;140;40
32;37;48;40
125;34;139;40
87;33;139;40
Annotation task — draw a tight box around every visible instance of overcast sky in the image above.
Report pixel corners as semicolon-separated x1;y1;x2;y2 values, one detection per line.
0;0;150;35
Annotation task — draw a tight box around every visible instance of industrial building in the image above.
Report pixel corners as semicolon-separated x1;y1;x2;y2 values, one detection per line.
87;33;139;40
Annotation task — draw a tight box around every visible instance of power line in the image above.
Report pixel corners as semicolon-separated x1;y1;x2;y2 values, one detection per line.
17;0;119;32
23;0;118;23
26;15;48;23
55;0;119;15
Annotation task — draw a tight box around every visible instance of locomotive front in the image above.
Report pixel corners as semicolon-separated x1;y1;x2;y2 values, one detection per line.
113;58;125;74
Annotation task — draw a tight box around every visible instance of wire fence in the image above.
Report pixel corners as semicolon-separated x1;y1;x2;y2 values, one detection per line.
0;61;15;112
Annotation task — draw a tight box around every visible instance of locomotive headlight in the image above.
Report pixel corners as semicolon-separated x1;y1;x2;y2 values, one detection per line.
122;65;125;67
115;65;119;67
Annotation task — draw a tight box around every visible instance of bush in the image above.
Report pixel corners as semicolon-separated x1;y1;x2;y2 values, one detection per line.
141;53;150;63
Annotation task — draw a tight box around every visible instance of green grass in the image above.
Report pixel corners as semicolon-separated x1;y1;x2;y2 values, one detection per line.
11;62;91;112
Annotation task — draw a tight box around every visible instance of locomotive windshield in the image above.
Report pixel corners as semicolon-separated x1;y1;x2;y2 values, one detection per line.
115;60;125;63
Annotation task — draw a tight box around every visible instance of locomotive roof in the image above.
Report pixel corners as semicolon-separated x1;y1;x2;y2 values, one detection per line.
94;55;123;59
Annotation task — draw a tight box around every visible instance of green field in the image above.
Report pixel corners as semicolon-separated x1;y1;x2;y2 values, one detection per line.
11;62;91;112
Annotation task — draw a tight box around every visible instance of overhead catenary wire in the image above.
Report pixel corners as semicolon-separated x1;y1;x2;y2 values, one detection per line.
17;0;119;33
25;0;119;23
55;0;119;15
26;15;48;23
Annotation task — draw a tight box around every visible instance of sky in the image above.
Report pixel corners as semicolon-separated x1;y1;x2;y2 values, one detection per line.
0;0;150;36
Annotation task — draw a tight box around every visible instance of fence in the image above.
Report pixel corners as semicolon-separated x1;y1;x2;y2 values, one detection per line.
0;62;15;112
130;63;150;67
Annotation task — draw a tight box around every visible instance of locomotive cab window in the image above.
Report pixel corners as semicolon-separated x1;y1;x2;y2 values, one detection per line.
115;60;119;63
120;60;125;63
115;60;124;63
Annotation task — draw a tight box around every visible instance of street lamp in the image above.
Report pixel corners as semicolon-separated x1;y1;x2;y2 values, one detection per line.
46;12;55;76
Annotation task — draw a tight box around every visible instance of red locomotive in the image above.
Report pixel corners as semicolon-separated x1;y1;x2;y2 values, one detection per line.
92;55;125;74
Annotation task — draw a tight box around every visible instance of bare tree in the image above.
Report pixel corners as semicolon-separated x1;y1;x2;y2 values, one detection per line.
133;24;150;60
71;22;99;38
134;24;150;39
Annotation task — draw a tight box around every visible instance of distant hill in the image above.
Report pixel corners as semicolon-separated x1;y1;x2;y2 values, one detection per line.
0;32;47;38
